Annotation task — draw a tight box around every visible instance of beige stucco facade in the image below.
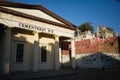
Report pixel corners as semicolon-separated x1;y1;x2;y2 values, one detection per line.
10;30;56;71
0;1;76;74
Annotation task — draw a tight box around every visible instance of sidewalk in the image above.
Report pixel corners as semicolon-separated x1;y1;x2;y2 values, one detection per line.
1;68;119;80
0;69;78;80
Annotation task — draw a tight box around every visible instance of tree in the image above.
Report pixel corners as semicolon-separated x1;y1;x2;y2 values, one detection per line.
78;22;94;33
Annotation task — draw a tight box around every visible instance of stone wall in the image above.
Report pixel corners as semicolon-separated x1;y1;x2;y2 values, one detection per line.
75;37;120;54
100;37;119;53
76;53;120;69
76;53;102;68
61;37;120;69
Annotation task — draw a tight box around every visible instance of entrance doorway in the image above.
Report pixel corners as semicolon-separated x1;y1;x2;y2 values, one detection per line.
60;41;72;68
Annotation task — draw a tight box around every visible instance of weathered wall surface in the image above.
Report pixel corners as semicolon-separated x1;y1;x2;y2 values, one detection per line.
75;37;119;54
61;54;71;68
61;37;120;69
61;41;71;68
100;37;119;53
76;53;120;69
0;29;5;72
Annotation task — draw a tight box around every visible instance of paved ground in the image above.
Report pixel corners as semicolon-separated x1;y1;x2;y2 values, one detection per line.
0;69;78;80
29;69;120;80
0;68;120;80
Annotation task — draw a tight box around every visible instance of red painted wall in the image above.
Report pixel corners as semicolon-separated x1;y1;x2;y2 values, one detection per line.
61;37;119;55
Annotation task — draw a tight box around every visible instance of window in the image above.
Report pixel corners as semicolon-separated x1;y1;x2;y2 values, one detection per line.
16;43;24;62
41;46;47;62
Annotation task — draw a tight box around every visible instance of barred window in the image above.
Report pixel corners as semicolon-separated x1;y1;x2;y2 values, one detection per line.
41;46;47;62
16;43;24;62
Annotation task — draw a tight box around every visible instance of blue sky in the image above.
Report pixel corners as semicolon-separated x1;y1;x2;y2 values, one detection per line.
10;0;120;34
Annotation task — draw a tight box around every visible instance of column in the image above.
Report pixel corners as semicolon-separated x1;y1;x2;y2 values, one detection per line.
71;38;76;69
59;44;62;68
33;32;39;72
2;28;11;74
55;35;60;70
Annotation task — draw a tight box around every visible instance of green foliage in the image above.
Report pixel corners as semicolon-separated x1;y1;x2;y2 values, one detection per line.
78;22;94;33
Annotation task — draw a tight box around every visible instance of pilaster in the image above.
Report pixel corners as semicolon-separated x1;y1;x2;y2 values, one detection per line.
55;35;60;70
71;38;76;69
33;32;39;72
2;28;11;74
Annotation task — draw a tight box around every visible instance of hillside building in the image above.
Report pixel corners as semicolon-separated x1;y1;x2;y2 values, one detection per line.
96;25;114;39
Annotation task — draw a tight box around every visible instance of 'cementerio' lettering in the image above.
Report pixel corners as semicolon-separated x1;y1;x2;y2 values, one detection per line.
18;23;53;34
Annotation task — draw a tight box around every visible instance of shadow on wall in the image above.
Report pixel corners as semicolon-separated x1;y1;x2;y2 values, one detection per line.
11;28;57;71
61;51;120;69
118;36;120;52
0;25;120;73
76;52;120;69
60;41;72;68
60;37;120;69
0;27;58;73
0;24;7;73
10;28;34;72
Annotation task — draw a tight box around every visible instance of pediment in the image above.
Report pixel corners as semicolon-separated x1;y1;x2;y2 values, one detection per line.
0;1;76;30
3;6;64;24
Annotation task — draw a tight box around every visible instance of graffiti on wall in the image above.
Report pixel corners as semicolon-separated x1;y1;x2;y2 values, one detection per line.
81;54;99;67
77;53;120;68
